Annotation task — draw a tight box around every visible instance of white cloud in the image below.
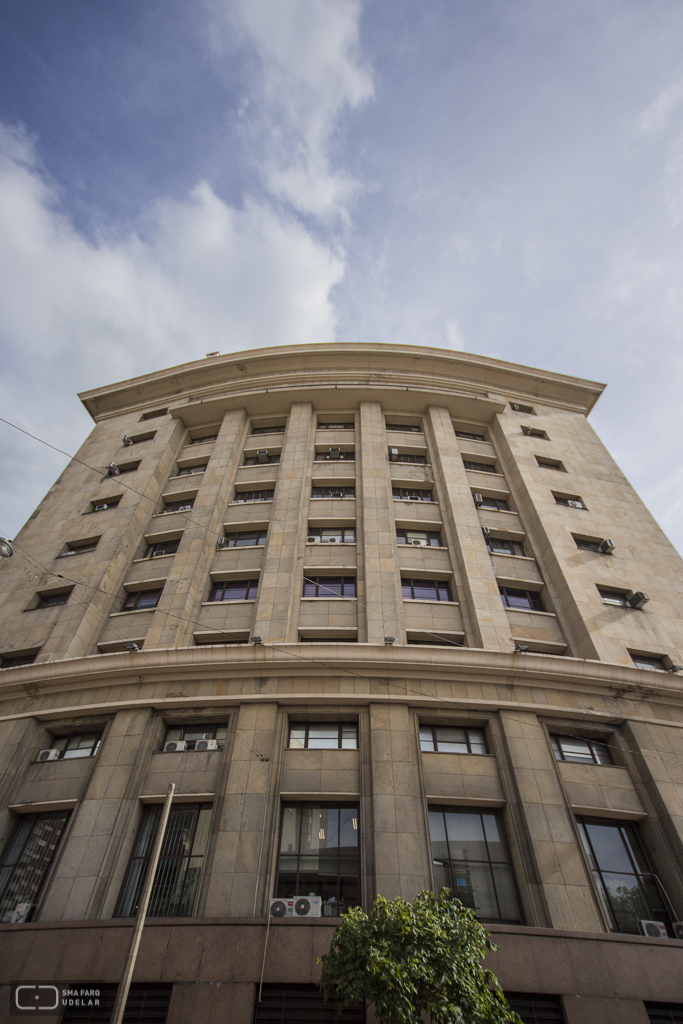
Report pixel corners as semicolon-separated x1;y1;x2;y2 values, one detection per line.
638;79;683;133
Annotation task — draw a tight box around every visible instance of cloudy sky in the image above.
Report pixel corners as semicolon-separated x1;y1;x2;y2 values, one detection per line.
1;0;683;552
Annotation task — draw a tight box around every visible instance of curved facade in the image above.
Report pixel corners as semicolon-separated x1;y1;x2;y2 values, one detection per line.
1;343;683;1023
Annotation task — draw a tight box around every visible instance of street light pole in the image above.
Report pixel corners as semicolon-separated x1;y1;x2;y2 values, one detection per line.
110;783;175;1024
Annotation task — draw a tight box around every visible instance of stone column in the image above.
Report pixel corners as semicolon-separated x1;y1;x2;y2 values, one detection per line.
425;406;514;651
0;717;50;851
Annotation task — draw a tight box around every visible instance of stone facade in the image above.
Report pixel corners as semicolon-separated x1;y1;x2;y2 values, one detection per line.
0;343;682;1023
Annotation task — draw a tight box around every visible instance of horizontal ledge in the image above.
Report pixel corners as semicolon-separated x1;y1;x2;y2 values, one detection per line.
109;608;156;618
569;805;646;821
279;792;360;801
10;799;79;814
97;638;147;653
132;554;174;563
140;793;216;804
200;600;256;606
425;796;505;808
504;607;557;617
402;599;459;606
123;578;167;591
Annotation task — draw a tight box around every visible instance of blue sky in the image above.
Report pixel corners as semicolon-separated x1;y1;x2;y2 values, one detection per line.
1;0;682;552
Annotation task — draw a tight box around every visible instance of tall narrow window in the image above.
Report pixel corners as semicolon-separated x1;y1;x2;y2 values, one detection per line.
115;803;213;918
275;804;360;917
0;811;70;921
428;807;522;923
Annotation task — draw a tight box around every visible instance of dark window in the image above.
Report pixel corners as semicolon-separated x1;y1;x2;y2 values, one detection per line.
36;590;71;608
51;733;102;760
389;452;427;464
631;653;667;671
222;530;268;547
392;487;434;502
574;537;600;551
299;636;358;643
188;433;217;445
306;527;356;543
315;450;355;461
210;579;259;601
302;577;356;598
499;587;544;611
429;807;522;923
61;984;172;1024
254;984;364;1024
0;811;70;921
123;589;162;611
0;651;38;668
288;722;358;749
127;431;156;444
598;588;629;607
176;463;207;476
504;993;565;1023
455;430;486;441
551;735;612;765
251;424;286;434
144;539;179;558
554;494;586;509
476;495;509;511
115;461;141;474
160;499;194;514
92;497;121;511
59;539;99;556
233;489;274;503
401;578;452;601
407;636;463;647
576;817;671;935
194;634;249;646
536;456;565;471
396;528;442;546
420;725;487;754
522;427;549;440
312;485;355;498
243;453;281;465
510;403;535;414
318;421;354;430
164;724;227;750
463;460;498;474
645;1003;683;1024
276;804;360;916
115;803;213;918
486;536;526;556
140;408;167;421
386;423;422;432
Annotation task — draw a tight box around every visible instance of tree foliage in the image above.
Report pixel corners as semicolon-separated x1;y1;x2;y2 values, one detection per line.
318;890;522;1024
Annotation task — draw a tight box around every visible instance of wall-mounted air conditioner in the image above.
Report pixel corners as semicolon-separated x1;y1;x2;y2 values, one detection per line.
164;740;187;752
567;500;582;508
94;504;108;512
521;425;533;435
216;537;228;550
330;492;343;498
673;922;683;940
37;749;60;762
269;896;322;918
195;739;219;751
307;536;319;543
411;539;426;546
106;462;120;476
474;493;484;505
327;537;338;543
151;549;167;557
629;591;649;609
177;505;192;512
511;403;521;411
328;447;341;459
389;448;399;461
11;903;31;923
639;919;668;938
482;526;491;537
257;450;269;463
122;435;133;446
599;539;615;554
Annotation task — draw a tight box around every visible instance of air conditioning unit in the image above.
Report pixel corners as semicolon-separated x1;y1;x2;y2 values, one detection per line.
672;921;683;940
521;425;533;435
307;536;319;543
177;505;192;512
411;539;426;546
482;526;491;537
629;591;649;609
37;749;60;762
511;403;521;411
269;896;322;918
106;462;120;476
94;504;109;512
328;447;341;459
195;739;218;751
151;549;167;557
164;740;187;752
567;500;582;508
599;538;616;554
257;450;269;463
331;492;343;498
389;448;399;462
327;537;338;543
216;537;228;550
11;903;31;924
639;919;668;939
122;435;133;446
474;493;484;505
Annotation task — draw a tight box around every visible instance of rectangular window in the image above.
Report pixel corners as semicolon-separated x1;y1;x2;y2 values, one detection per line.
504;994;564;1023
61;984;173;1024
232;489;274;502
0;811;70;921
317;421;354;430
252;424;286;434
510;403;535;414
598;588;629;607
92;497;121;511
288;722;358;749
0;651;39;668
521;427;549;440
188;432;217;445
396;528;442;546
299;635;358;643
58;539;99;556
51;733;102;760
114;461;141;474
499;586;544;611
312;485;355;498
254;985;364;1024
126;430;156;445
164;724;227;750
140;408;167;421
463;460;498;474
315;449;355;461
176;463;207;476
386;423;422;432
420;725;487;754
554;494;586;509
392;487;434;502
551;734;612;765
645;1003;683;1024
476;495;509;511
160;499;194;514
243;452;281;465
222;529;268;547
115;803;213;918
631;653;667;670
429;807;522;923
389;452;427;464
36;590;71;608
306;527;355;543
574;536;601;551
485;536;526;556
144;539;180;558
123;589;162;611
401;578;452;601
276;804;360;916
576;817;671;934
210;579;259;601
536;456;565;472
302;577;356;598
455;430;486;441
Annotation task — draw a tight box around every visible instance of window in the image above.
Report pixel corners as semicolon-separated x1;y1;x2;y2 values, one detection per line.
396;528;442;546
401;578;452;601
315;449;355;461
159;499;194;514
631;653;667;671
536;456;565;472
576;817;671;935
188;433;217;445
126;430;156;445
429;807;522;923
232;489;274;503
485;536;526;556
407;636;463;647
645;1003;683;1024
252;424;286;434
122;589;163;611
551;734;612;765
58;538;99;556
504;994;565;1023
115;461;141;474
254;985;364;1024
420;725;487;754
0;811;70;922
36;590;72;608
243;452;281;465
522;427;549;440
510;402;535;414
288;722;358;749
386;422;422;432
115;803;213;918
222;529;267;547
61;984;173;1024
499;586;544;611
210;579;259;601
318;421;354;430
0;651;38;668
164;724;227;750
91;497;121;512
389;451;427;464
574;536;600;551
312;485;355;498
302;577;356;598
392;487;434;502
276;804;360;916
176;463;207;476
140;408;167;421
598;588;629;607
306;527;355;543
463;460;498;474
476;495;509;511
299;636;358;643
49;733;102;760
144;539;179;558
455;430;486;442
554;493;586;509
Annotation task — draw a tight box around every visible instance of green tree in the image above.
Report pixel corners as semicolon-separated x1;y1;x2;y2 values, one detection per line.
318;889;522;1024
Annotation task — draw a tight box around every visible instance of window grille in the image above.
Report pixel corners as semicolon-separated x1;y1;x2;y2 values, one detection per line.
0;811;70;921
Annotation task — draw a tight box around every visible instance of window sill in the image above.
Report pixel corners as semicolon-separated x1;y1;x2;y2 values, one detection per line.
200;599;256;606
478;508;518;515
310;497;355;500
133;554;174;563
110;608;158;618
216;544;266;550
305;541;357;546
230;500;273;505
488;553;534;561
398;545;447;550
300;597;358;602
502;606;556;617
393;499;438;504
168;472;205;482
153;510;193;518
402;598;459;606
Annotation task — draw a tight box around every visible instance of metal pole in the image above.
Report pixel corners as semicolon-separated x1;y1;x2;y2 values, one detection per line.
110;783;175;1024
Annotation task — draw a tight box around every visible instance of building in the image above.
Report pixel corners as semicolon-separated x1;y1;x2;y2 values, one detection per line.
0;342;683;1024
